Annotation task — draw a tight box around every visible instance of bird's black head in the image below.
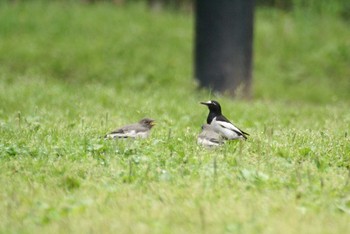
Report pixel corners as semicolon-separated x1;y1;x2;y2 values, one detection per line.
200;100;222;124
139;118;155;129
200;100;222;114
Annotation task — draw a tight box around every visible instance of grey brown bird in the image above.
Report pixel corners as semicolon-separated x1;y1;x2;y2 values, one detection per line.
105;118;155;139
201;100;249;140
197;124;224;147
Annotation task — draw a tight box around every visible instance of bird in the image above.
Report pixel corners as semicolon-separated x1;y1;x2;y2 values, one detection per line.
105;118;155;139
200;100;249;140
197;124;224;147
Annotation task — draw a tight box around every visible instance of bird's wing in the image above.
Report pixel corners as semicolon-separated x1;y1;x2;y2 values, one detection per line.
215;116;249;137
109;128;125;134
110;122;146;133
106;123;141;138
199;133;221;143
105;128;128;138
207;137;221;144
215;116;243;133
197;136;220;146
240;130;250;136
215;115;231;123
199;128;223;144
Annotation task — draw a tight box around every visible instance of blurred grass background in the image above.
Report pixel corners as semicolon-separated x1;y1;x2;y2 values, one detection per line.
0;1;350;233
1;0;349;105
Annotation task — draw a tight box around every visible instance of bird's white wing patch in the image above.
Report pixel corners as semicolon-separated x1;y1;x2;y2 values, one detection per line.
211;118;244;140
216;120;242;134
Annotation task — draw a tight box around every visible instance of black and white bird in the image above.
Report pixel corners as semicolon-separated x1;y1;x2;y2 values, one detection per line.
105;118;155;139
197;124;224;147
200;100;249;140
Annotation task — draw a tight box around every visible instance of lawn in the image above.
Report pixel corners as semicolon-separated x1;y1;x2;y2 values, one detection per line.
0;1;350;233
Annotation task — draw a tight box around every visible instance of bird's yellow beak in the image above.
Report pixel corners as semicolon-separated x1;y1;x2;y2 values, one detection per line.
150;121;156;126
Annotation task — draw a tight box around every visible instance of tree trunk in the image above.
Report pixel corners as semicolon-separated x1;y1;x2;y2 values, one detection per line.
195;0;255;97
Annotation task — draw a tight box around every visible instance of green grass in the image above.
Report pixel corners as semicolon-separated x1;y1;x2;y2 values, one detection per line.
1;1;350;233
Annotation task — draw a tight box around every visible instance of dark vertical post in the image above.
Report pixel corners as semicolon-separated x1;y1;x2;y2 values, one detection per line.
195;0;255;97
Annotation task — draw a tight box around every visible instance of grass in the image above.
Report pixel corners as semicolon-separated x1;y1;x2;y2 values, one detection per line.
1;1;350;233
